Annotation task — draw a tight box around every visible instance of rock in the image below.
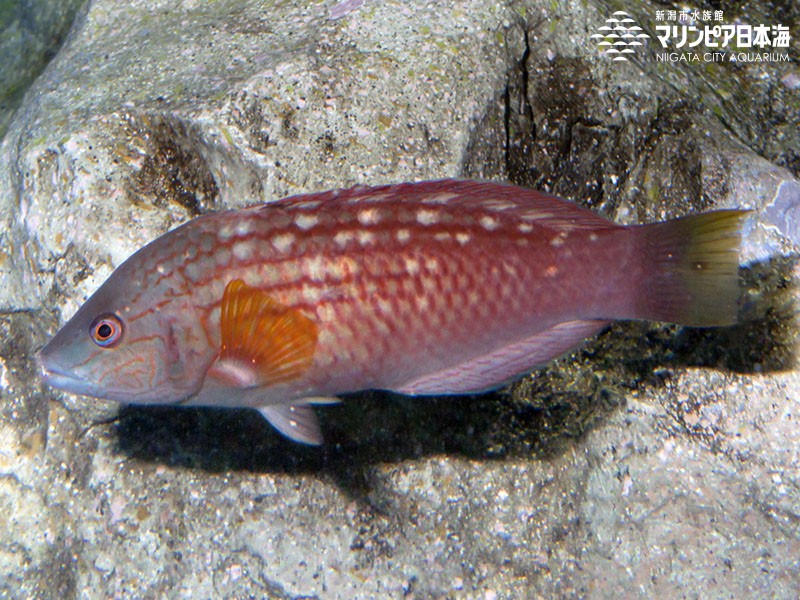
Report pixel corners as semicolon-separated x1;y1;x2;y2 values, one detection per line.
0;0;84;138
0;0;798;597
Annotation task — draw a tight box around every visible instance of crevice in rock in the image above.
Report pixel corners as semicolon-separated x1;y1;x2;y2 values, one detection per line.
127;114;220;216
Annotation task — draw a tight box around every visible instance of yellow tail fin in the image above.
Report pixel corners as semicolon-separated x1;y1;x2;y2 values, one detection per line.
639;210;748;327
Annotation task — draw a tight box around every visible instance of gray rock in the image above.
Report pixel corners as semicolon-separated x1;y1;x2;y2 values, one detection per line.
0;0;798;597
0;0;84;138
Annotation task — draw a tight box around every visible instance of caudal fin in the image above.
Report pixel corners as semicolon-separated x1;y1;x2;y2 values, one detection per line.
638;210;748;327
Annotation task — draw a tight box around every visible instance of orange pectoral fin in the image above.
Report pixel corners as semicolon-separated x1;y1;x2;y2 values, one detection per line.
209;279;319;388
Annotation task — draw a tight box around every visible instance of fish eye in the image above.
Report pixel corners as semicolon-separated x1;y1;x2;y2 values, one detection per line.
90;313;124;348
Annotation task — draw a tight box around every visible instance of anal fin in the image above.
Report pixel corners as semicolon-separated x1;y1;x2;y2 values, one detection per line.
396;320;608;395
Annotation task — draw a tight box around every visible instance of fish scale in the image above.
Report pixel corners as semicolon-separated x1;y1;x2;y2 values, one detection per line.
39;179;746;444
191;203;532;390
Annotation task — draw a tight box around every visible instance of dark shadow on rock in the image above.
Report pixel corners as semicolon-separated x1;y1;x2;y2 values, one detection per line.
113;255;797;497
672;256;798;374
114;390;507;497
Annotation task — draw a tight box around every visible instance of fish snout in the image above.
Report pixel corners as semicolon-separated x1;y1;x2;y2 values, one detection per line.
36;341;91;396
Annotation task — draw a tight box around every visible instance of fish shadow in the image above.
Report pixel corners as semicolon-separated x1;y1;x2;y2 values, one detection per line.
114;255;797;492
115;392;501;486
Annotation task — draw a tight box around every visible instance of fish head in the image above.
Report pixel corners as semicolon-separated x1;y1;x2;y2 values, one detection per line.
39;260;207;405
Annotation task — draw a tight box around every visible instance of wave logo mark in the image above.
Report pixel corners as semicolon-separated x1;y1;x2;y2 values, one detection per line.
591;11;650;61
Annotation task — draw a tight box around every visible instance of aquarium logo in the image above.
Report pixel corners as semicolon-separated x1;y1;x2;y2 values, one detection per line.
592;8;792;64
591;11;650;61
653;10;792;64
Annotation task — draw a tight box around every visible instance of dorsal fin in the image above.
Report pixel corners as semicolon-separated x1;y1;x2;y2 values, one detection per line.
275;179;617;231
448;180;617;230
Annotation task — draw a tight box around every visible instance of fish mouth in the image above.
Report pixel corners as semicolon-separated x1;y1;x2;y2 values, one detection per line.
37;352;97;397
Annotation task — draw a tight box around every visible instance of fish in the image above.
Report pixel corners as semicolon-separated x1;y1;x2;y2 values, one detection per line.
38;179;746;445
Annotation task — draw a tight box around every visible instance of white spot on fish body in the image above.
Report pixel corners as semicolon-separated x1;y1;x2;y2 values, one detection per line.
334;230;353;247
301;282;325;303
434;232;452;242
184;261;204;282
396;229;411;243
233;240;253;261
156;264;166;275
357;230;375;246
216;246;231;268
376;296;393;315
305;255;325;281
455;232;471;245
281;261;303;284
424;257;440;272
480;215;500;231
243;271;261;289
295;214;319;231
235;221;253;236
200;234;216;253
328;261;345;281
317;303;336;322
363;280;379;296
518;223;533;233
550;232;568;248
357;208;380;225
272;233;295;253
328;256;357;281
416;209;439;226
404;257;420;276
219;224;235;241
423;276;438;293
589;232;599;242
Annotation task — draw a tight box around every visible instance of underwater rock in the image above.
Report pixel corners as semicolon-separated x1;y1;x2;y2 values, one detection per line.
0;0;84;138
0;0;797;597
763;179;800;251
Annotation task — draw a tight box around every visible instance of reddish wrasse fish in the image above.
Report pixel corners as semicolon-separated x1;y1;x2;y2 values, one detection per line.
39;179;745;444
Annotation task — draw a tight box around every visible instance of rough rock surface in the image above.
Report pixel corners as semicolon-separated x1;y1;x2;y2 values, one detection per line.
0;0;798;597
0;0;84;138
